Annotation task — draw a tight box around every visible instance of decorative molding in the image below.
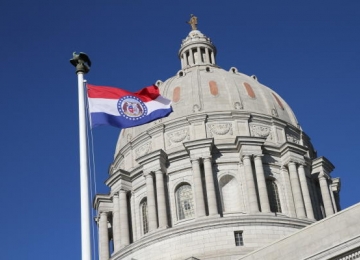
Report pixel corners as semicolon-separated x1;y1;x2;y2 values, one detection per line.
135;142;152;158
167;128;190;146
207;123;233;137
250;124;271;138
286;133;300;144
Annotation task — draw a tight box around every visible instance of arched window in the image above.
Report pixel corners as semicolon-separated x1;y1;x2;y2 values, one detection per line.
176;184;195;220
140;199;148;234
219;175;241;213
266;179;282;213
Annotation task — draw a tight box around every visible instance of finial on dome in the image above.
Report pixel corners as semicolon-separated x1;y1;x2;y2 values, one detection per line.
186;14;198;30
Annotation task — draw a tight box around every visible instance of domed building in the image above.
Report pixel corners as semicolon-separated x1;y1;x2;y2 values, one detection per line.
94;23;360;260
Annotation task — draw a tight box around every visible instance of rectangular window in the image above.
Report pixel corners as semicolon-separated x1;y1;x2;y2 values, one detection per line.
234;231;243;246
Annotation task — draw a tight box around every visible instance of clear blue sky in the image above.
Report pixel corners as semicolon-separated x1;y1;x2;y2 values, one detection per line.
0;1;359;259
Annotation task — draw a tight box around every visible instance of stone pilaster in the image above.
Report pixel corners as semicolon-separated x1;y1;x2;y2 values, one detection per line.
145;172;157;231
298;165;314;219
98;212;110;260
254;155;270;213
243;155;259;213
203;156;218;215
119;189;130;246
155;169;168;228
319;173;335;217
112;193;121;251
191;158;206;217
288;162;306;218
130;191;137;242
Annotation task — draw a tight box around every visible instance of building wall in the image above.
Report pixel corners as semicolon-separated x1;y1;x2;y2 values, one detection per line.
111;216;311;260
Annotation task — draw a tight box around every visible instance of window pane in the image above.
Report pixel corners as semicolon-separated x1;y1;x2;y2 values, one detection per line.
266;180;282;213
141;200;149;234
176;184;195;220
234;231;243;246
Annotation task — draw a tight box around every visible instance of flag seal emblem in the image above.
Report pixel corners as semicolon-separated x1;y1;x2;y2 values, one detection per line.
117;96;147;120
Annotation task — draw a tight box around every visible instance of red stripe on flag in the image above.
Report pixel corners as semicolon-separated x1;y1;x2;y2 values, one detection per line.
87;84;160;102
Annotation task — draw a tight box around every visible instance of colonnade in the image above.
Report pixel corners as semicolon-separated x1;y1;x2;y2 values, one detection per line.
180;46;216;69
97;154;337;259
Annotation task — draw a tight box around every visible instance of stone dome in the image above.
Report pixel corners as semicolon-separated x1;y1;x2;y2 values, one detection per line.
116;29;299;154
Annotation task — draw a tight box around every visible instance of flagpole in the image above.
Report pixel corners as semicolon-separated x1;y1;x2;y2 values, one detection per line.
70;52;92;260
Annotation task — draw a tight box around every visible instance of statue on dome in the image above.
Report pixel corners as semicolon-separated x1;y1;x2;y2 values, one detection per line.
187;14;198;30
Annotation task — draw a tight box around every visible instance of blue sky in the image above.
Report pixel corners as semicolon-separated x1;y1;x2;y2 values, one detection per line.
0;1;359;259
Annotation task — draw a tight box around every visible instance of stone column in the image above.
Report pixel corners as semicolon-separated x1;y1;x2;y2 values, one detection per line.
243;155;259;213
191;158;206;217
189;48;194;66
211;50;215;64
112;193;121;251
145;173;157;231
99;212;110;260
203;156;218;215
155;169;168;228
254;155;270;213
288;162;306;218
130;192;137;242
298;165;315;219
319;174;335;217
197;47;201;64
119;189;130;246
205;48;209;64
281;165;296;217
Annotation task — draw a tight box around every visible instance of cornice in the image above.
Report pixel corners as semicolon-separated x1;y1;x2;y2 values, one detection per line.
146;123;164;136
186;113;207;123
235;136;266;146
131;131;151;148
279;142;308;155
312;156;335;175
105;169;131;189
250;113;273;125
331;177;341;192
230;111;251;121
183;138;214;152
93;193;112;210
136;149;167;166
164;118;190;132
279;142;308;166
206;111;233;121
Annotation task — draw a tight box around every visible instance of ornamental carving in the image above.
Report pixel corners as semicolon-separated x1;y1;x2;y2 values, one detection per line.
286;133;299;144
167;129;190;146
207;123;233;137
193;104;201;112
135;142;151;158
250;125;271;138
271;108;278;117
234;102;243;110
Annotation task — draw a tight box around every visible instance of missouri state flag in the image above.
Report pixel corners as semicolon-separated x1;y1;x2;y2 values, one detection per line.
87;84;173;128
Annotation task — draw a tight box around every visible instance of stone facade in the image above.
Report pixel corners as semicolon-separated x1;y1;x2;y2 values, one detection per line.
93;28;347;260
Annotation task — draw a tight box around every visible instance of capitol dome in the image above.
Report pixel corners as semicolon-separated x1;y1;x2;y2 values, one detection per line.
116;29;299;154
94;25;341;260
